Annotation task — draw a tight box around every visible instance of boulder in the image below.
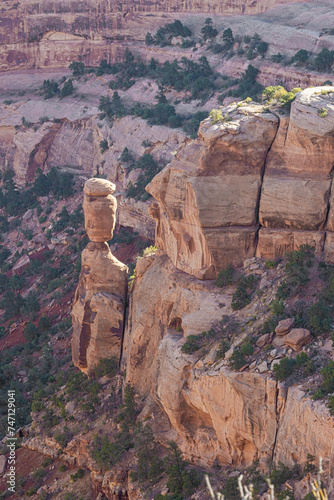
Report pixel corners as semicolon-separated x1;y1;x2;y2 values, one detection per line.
83;178;117;243
283;328;312;351
12;254;30;273
275;318;295;336
256;333;271;348
257;360;268;373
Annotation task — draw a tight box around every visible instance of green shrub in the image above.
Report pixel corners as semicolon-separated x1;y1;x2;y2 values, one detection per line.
42;79;59;99
59;464;67;472
201;18;218;41
293;49;308;64
240;339;254;356
69;61;85;76
31;468;46;480
229;349;247;370
231;274;257;310
99;139;109;153
271;53;284;63
273;357;296;381
31;400;45;412
215;265;237;287
269;462;293;487
314;48;334;71
271;299;285;317
328;395;334;416
70;468;84;481
216;339;230;360
132;423;164;483
164;441;202;496
320;360;334;394
41;457;53;467
95;357;118;378
307;300;331;336
60;79;74;98
54;426;73;448
181;334;203;354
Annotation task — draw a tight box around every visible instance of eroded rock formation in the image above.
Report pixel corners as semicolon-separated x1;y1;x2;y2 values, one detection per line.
72;178;128;375
121;251;334;496
148;87;334;279
0;0;311;71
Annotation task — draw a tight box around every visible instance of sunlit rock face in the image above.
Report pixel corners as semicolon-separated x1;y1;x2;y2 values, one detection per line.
0;0;310;71
147;88;334;279
72;178;128;376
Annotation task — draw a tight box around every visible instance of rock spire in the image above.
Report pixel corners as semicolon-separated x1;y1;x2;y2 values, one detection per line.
72;178;128;375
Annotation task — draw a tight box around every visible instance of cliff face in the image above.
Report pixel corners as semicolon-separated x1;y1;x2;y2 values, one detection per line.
148;88;334;279
0;0;317;72
121;252;334;495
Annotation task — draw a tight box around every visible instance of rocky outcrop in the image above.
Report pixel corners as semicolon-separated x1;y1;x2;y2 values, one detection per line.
123;252;277;467
147;102;278;279
72;178;128;375
121;251;334;495
148;88;334;278
0;0;312;71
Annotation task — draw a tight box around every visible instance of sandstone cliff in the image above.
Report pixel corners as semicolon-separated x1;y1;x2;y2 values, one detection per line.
148;87;334;279
121;251;334;497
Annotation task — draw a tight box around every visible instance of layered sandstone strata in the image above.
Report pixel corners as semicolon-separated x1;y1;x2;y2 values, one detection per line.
72;179;128;375
0;0;310;66
147;103;279;279
148;88;334;278
121;252;334;494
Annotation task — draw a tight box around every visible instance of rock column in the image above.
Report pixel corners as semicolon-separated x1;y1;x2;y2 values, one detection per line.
72;178;128;376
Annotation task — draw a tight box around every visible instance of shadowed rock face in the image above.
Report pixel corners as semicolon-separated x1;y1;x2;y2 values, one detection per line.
72;179;128;376
147;87;334;278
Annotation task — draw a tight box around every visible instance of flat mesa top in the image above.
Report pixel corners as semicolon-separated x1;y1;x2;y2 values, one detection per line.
84;178;116;196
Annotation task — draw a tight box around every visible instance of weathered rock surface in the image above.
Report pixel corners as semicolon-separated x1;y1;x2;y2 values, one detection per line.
283;328;312;351
72;179;128;375
0;0;313;71
83;179;117;243
148;88;334;277
274;387;334;497
275;317;295;336
121;252;334;492
147;103;278;278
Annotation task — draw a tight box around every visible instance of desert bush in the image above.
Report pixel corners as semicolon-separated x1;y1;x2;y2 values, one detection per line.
60;79;74;98
215;265;238;287
314;48;334;71
70;468;84;481
181;334;204;354
293;49;309;64
99;139;109;153
95;357;118;378
273;357;296;381
231;274;257;310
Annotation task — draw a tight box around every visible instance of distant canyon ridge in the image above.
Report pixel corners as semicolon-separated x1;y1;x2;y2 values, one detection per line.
0;0;327;71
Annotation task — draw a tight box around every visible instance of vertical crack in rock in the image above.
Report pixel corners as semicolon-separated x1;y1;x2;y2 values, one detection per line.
271;382;288;465
254;110;281;253
78;300;92;369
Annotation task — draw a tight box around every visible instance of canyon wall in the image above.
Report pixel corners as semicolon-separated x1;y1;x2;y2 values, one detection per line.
0;0;320;72
148;87;334;279
121;251;334;496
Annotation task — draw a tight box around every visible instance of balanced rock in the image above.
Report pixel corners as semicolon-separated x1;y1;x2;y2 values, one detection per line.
83;178;117;242
283;328;312;351
275;318;295;336
72;179;128;376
